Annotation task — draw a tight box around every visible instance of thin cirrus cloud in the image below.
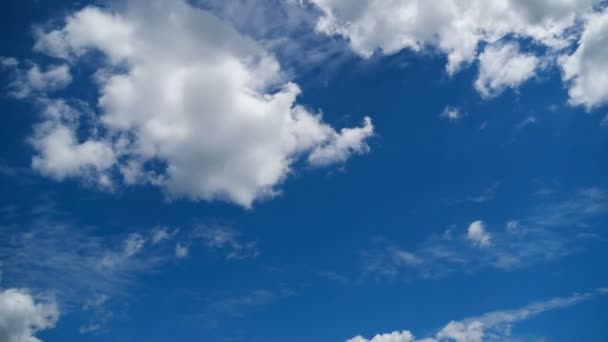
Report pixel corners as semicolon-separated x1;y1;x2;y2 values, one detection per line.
361;187;607;279
0;200;260;333
310;0;608;108
5;0;374;208
346;288;606;342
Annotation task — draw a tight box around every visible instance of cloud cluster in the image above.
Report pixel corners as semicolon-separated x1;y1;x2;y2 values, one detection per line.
310;0;608;107
0;289;59;342
17;1;373;207
346;290;600;342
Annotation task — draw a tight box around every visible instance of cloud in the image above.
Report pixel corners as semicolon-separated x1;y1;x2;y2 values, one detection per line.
192;225;259;260
440;107;463;121
467;220;491;247
1;61;71;99
346;289;603;342
474;43;539;98
175;243;189;258
19;1;373;208
311;0;596;72
361;187;608;279
310;0;604;102
0;288;59;342
98;233;146;270
79;294;112;334
560;9;608;110
515;116;537;130
467;182;500;204
0;205;263;333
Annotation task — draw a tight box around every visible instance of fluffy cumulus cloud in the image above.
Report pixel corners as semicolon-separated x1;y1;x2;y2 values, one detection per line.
560;9;608;110
24;1;373;207
475;43;539;98
0;289;59;342
310;0;607;103
0;60;71;99
467;220;492;247
346;290;601;342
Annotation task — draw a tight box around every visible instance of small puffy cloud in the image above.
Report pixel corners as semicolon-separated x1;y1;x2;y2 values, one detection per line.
506;220;520;234
0;288;59;342
151;226;175;244
307;117;374;166
475;43;539;98
560;9;608;110
30;118;116;184
467;220;491;247
175;243;189;258
24;1;374;208
2;61;71;99
440;106;463;121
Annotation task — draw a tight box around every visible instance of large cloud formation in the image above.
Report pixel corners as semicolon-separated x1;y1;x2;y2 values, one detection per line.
26;1;373;207
0;289;59;342
310;0;608;107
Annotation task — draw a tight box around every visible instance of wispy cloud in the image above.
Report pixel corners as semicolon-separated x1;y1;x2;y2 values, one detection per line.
515;116;537;130
467;182;501;204
361;187;607;279
192;225;260;260
0;206;260;333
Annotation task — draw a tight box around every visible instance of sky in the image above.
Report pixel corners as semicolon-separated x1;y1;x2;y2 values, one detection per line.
1;1;608;342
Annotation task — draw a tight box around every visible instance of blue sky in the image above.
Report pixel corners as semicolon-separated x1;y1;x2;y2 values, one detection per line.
1;1;608;342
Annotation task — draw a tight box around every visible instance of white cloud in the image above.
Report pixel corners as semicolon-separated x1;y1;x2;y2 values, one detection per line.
192;225;259;260
311;0;606;102
30;116;116;184
2;62;71;99
308;117;374;166
0;289;59;342
475;43;539;98
467;220;491;247
346;289;602;342
26;1;373;207
440;107;463;121
99;233;145;270
390;248;423;267
175;243;189;258
311;0;596;73
506;220;520;234
515;116;537;129
560;9;608;110
347;330;415;342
